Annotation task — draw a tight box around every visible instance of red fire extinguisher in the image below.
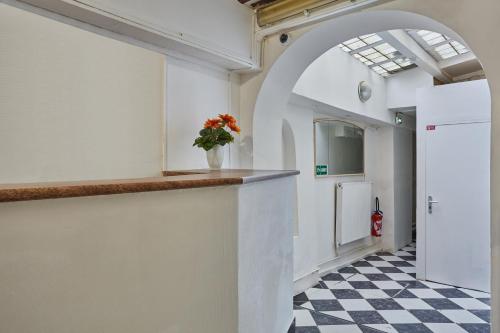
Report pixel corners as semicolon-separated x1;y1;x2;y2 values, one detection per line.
371;197;383;237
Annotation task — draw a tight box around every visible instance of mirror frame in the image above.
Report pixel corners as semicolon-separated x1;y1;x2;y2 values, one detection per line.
313;118;366;177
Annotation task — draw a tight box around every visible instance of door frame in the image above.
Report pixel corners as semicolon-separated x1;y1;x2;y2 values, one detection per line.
415;80;491;281
421;121;490;289
418;119;491;281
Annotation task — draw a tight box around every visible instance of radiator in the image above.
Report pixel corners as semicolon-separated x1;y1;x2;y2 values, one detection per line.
335;181;372;246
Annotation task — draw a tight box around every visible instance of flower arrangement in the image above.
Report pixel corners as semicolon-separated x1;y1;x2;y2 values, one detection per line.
193;114;240;151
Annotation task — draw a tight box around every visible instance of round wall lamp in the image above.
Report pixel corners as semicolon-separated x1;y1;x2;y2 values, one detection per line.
358;81;372;102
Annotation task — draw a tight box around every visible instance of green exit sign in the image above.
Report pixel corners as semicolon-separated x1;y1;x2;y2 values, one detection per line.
316;165;328;176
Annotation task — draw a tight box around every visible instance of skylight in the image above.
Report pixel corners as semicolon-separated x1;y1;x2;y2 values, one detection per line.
339;33;416;77
409;30;470;61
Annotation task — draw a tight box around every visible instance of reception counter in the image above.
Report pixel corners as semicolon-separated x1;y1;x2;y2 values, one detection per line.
0;169;299;202
0;170;298;333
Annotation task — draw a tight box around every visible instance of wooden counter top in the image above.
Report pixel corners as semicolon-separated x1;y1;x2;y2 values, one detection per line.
0;169;299;202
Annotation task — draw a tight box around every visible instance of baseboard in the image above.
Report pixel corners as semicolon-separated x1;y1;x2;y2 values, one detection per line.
293;243;382;295
293;269;320;295
318;243;382;276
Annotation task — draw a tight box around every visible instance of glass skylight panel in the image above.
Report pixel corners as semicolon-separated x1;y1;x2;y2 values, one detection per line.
375;43;396;55
359;33;382;44
417;30;431;37
371;55;388;63
409;29;471;61
339;44;351;52
427;36;446;46
439;50;459;59
394;58;413;67
419;30;447;46
372;66;388;75
435;43;452;52
451;40;469;54
338;33;417;77
435;43;458;59
381;62;400;71
344;37;366;50
359;48;376;57
343;37;359;45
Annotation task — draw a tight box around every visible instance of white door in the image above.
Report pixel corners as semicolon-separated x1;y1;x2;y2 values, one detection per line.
425;122;490;292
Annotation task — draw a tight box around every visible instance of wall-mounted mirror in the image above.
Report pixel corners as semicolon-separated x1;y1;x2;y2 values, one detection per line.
314;120;364;176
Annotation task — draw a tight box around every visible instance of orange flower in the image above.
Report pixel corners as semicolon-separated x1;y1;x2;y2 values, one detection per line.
204;118;222;129
219;114;236;124
227;121;240;133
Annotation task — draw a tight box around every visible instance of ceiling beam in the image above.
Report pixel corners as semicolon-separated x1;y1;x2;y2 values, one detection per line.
378;30;451;82
452;70;485;82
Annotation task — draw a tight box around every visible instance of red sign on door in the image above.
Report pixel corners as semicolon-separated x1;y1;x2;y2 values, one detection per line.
426;125;436;131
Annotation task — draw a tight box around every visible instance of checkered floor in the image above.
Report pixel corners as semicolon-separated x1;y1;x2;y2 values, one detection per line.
292;241;491;333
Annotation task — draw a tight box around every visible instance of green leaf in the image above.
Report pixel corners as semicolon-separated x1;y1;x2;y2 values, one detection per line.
193;125;235;151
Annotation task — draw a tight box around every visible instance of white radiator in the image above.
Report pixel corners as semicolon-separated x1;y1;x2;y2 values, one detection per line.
335;181;372;246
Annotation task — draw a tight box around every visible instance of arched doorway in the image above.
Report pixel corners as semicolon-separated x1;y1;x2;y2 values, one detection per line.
252;10;476;168
251;9;494;332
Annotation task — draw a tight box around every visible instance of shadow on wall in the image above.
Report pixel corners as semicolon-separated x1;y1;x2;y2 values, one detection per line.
282;118;299;236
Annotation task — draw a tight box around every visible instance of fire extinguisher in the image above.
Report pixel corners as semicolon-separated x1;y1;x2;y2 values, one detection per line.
371;197;383;237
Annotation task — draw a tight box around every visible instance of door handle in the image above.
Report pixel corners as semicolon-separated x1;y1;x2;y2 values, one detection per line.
428;195;439;214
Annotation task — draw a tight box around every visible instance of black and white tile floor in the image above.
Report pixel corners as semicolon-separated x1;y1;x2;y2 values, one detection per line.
292;242;491;333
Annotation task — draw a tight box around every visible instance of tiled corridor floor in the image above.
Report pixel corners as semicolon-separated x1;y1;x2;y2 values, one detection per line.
292;242;491;333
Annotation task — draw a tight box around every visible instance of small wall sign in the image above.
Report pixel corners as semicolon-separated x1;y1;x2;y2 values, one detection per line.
426;125;436;131
316;165;328;176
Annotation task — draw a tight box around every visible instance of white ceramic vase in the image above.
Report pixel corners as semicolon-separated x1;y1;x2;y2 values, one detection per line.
206;145;224;169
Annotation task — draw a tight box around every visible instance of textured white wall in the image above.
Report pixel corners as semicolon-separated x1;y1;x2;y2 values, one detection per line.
0;187;239;333
285;45;420;287
238;178;294;333
293;47;391;124
387;67;434;109
286;102;385;284
0;4;164;183
74;0;253;61
165;57;240;170
393;127;415;250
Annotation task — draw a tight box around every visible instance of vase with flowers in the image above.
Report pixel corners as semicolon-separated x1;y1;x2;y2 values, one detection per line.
193;114;240;169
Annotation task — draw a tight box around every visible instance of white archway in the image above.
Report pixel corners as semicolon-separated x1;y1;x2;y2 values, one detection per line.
252;7;493;305
252;10;472;169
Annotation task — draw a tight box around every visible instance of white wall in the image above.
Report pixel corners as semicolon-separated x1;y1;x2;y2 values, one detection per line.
238;178;294;333
286;102;385;286
387;68;433;109
415;79;491;279
0;4;164;183
314;116;383;263
285;43;420;288
293;47;392;124
375;126;396;251
285;104;320;283
393;127;415;250
165;58;240;170
67;0;253;62
417;80;491;125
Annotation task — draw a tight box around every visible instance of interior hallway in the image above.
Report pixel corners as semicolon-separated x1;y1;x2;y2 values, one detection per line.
292;242;491;333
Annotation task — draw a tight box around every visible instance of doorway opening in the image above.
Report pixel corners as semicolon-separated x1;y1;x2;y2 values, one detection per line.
252;10;492;333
